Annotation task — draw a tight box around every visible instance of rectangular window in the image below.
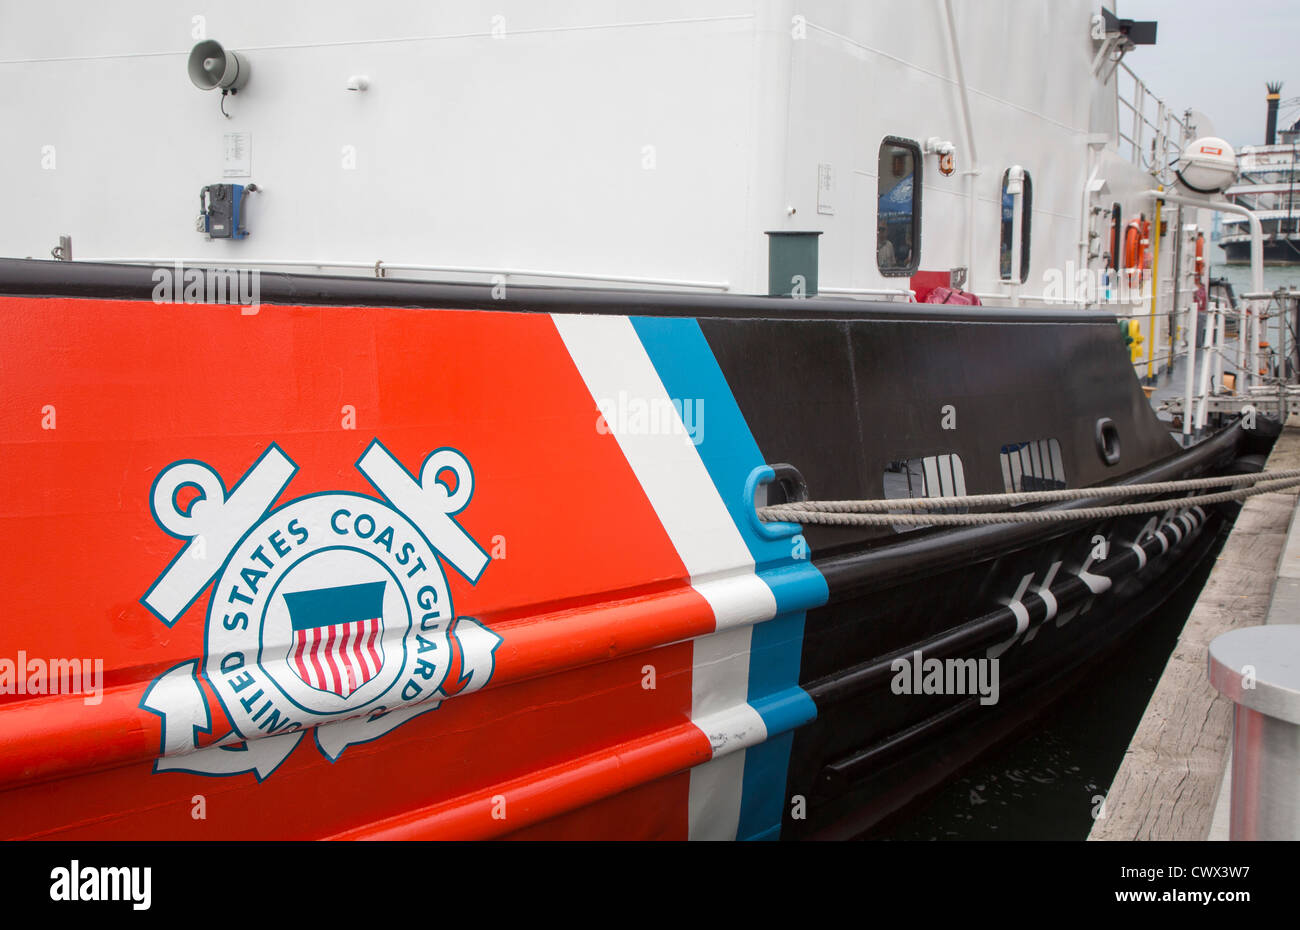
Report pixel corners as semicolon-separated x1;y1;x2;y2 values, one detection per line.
883;453;966;531
999;438;1066;493
877;138;921;276
999;168;1032;282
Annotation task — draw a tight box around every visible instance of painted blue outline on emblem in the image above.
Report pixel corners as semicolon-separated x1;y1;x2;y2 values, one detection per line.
355;438;491;586
254;538;417;716
140;659;213;760
138;660;302;783
199;489;440;741
139;443;298;628
446;615;503;695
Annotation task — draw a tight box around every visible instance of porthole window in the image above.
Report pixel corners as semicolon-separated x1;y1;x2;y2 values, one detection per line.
877;137;922;276
999;168;1032;282
1109;202;1122;274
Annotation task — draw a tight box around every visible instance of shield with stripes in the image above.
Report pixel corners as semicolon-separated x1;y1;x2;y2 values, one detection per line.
282;581;386;698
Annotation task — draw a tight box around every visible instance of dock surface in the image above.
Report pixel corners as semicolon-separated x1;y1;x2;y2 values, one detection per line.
1089;421;1300;841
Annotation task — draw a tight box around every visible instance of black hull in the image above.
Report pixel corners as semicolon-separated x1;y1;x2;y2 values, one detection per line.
799;495;1234;838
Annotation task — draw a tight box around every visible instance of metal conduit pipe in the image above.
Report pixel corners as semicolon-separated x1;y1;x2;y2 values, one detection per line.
1141;190;1265;296
942;0;979;292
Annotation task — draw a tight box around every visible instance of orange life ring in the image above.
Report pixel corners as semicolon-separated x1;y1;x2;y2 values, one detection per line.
1194;233;1205;284
1123;217;1147;283
1123;222;1140;268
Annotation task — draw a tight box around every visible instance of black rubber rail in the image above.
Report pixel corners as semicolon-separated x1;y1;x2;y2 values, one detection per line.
817;507;1216;792
805;507;1206;710
0;256;1123;324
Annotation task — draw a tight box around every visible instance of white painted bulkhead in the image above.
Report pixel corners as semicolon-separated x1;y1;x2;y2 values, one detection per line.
0;0;1188;311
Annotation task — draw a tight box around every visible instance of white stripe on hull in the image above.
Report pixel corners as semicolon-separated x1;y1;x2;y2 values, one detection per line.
552;313;775;840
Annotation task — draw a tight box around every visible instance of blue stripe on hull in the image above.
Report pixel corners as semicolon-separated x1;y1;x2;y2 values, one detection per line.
629;316;828;840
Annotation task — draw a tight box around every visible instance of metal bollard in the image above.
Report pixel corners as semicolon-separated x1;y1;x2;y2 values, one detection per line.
1207;625;1300;839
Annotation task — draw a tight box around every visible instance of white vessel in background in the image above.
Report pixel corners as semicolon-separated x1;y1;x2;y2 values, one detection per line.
1221;83;1300;265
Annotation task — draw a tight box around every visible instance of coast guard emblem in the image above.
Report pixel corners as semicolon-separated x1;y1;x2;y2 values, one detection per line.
284;581;386;698
138;440;500;780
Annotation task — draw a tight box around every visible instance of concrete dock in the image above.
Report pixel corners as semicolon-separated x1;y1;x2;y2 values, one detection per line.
1089;421;1300;841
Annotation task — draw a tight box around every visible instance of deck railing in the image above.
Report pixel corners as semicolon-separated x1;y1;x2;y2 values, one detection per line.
1115;61;1188;182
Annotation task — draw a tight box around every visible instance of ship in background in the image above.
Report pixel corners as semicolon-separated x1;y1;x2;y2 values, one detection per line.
1220;82;1300;264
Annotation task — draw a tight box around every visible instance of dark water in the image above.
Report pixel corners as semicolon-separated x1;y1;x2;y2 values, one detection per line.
1216;260;1300;294
870;525;1227;841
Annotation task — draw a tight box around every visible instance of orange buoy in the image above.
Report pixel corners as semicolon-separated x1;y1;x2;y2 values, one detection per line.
1123;216;1148;285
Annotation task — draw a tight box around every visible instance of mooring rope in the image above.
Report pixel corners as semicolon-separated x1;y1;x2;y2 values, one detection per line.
758;470;1300;527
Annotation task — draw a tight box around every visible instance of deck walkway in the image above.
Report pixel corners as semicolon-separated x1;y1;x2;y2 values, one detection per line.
1088;420;1300;841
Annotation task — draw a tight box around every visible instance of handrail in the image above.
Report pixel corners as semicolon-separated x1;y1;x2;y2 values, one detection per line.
1116;61;1187;178
1141;191;1264;294
817;286;915;300
941;0;980;296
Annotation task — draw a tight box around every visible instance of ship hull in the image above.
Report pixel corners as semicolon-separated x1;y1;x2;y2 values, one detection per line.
0;259;1268;840
788;462;1240;839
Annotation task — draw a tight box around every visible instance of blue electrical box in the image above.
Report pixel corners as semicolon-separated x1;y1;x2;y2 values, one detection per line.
198;183;256;239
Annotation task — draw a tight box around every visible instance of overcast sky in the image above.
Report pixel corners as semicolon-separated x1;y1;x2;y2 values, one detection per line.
1121;0;1297;148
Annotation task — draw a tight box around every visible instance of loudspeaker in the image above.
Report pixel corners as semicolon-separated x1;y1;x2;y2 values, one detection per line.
187;40;250;91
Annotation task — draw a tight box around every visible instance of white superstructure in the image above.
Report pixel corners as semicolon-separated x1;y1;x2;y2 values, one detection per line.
0;0;1206;321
